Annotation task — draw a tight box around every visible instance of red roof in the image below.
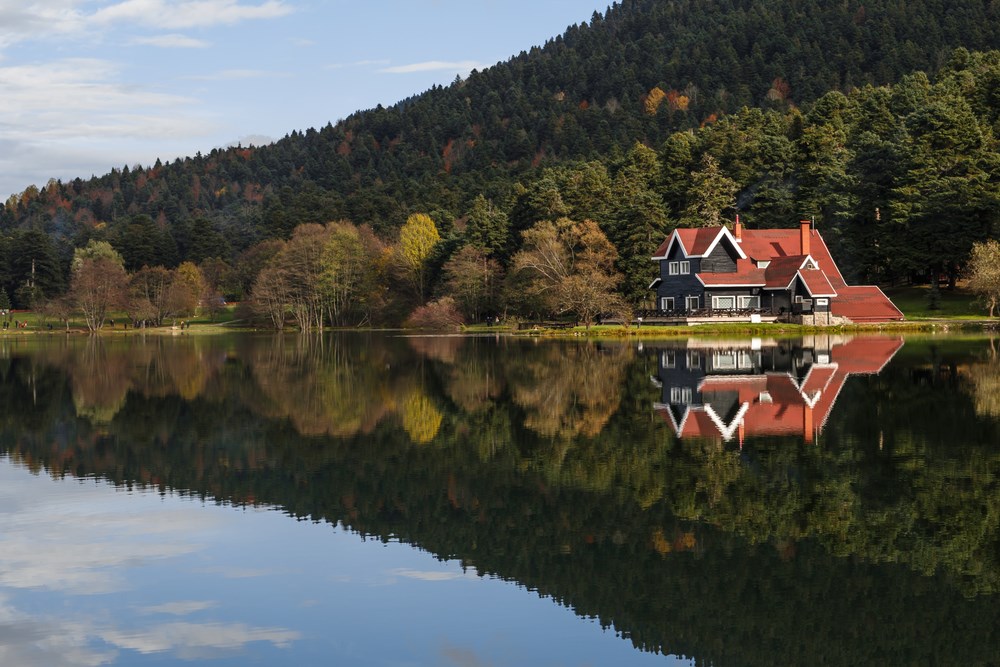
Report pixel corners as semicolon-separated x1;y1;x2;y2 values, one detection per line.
697;259;765;286
798;269;838;297
654;227;737;258
763;255;807;289
831;286;905;321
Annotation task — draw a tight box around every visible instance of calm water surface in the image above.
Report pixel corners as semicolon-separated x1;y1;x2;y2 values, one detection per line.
1;332;999;666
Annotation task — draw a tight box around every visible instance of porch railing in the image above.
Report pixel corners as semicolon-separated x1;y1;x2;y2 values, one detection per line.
636;307;769;319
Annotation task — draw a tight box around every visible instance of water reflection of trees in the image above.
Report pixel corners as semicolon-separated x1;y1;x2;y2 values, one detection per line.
967;337;1000;419
4;335;1000;665
504;341;630;440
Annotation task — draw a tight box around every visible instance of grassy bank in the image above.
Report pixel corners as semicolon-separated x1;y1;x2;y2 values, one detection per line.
0;306;243;335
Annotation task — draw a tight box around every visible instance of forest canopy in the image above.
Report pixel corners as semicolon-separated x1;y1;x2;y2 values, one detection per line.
2;0;1000;323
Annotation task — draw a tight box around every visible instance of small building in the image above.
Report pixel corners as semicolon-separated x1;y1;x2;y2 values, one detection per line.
648;219;903;324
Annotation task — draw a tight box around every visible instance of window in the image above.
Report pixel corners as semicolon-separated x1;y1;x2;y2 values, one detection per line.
687;351;702;368
794;295;804;303
661;350;676;369
660;297;674;311
680;260;690;274
685;296;700;310
738;296;760;309
712;351;755;370
669;386;693;403
668;261;679;275
712;295;736;310
815;297;828;306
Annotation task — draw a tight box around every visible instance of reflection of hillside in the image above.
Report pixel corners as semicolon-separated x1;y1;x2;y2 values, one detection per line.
3;335;1000;665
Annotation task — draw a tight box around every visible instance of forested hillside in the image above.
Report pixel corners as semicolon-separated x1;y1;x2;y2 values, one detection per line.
2;0;1000;323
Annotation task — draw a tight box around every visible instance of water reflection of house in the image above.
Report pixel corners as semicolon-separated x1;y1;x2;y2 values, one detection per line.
651;336;904;444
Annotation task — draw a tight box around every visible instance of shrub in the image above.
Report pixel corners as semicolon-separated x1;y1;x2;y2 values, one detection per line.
405;297;464;330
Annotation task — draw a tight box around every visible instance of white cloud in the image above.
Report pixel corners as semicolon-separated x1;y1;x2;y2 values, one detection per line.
0;464;301;664
0;1;292;47
0;464;218;594
89;0;293;30
0;59;195;123
380;60;484;74
101;622;300;658
136;601;219;616
131;33;210;48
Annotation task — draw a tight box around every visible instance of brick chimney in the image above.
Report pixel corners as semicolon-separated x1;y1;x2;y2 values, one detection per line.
734;214;743;243
799;219;811;256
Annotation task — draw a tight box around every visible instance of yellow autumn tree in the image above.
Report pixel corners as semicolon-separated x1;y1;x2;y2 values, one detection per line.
396;213;440;302
644;86;667;115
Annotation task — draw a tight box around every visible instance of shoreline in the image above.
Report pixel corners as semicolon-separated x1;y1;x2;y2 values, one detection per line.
2;319;997;338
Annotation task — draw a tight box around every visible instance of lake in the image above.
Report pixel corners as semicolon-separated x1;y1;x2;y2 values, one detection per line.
1;331;999;666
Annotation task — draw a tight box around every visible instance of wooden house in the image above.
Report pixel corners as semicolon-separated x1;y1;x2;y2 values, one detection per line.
649;219;903;324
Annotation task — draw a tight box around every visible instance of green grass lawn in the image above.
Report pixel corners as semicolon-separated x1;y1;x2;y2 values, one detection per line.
2;304;243;334
883;284;990;320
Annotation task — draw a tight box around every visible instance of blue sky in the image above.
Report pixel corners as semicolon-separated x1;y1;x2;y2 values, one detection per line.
0;0;609;199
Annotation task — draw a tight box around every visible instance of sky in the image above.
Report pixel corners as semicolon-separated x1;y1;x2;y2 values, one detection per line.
0;0;609;200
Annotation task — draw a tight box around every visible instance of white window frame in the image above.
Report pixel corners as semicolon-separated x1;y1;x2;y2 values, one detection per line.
660;296;674;311
685;295;700;310
679;260;690;275
815;297;829;306
669;386;693;404
738;295;760;309
668;261;679;275
712;295;737;310
794;295;804;304
661;350;676;369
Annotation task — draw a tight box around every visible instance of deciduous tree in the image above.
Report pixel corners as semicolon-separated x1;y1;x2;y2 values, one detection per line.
441;244;503;321
69;240;127;331
968;239;1000;317
396;213;440;302
166;261;205;323
510;218;626;327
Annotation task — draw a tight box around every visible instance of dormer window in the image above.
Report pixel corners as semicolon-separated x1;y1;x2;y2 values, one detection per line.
804;260;816;270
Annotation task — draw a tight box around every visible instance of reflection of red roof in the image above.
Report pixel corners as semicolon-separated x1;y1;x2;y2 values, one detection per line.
656;336;904;442
831;286;904;321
